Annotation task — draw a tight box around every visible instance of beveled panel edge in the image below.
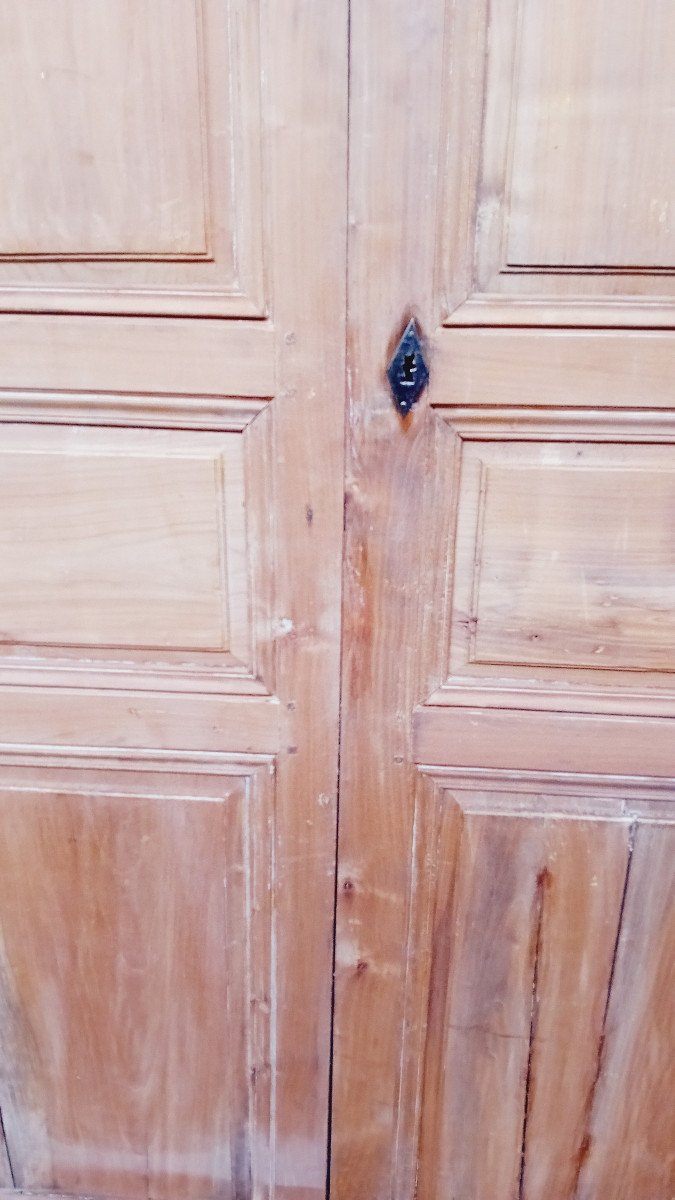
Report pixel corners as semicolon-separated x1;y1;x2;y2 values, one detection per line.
427;682;675;720
416;764;675;811
0;661;270;698
0;391;267;431
0;289;267;319
431;402;675;440
0;744;277;774
444;295;675;328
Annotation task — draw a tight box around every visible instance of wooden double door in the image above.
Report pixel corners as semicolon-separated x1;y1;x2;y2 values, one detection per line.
0;3;672;1199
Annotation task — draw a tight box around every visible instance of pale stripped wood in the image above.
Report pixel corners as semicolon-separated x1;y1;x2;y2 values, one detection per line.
0;1;206;257
577;821;675;1199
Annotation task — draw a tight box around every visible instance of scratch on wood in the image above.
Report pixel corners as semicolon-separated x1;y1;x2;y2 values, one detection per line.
0;1105;16;1187
518;866;549;1199
570;819;637;1193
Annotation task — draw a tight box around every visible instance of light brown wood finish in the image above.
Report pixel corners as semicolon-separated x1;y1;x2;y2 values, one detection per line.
2;2;675;1197
439;0;675;325
334;0;675;1196
0;4;347;1199
332;3;451;1197
576;820;675;1199
0;0;265;315
0;759;275;1199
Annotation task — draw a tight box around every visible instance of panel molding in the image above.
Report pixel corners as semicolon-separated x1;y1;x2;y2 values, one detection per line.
0;0;266;317
0;391;267;433
392;769;675;1200
0;748;277;1199
436;0;675;327
0;421;278;696
421;401;675;720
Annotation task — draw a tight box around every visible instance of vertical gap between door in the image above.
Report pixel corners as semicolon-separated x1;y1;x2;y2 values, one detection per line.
325;1;352;1196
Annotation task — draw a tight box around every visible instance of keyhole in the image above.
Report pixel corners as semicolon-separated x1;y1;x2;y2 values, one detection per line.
402;352;417;384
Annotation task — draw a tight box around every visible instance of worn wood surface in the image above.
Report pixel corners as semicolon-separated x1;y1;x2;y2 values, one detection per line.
334;0;675;1197
416;798;631;1200
577;820;675;1199
331;2;451;1197
0;0;265;315
0;2;348;1198
438;0;675;325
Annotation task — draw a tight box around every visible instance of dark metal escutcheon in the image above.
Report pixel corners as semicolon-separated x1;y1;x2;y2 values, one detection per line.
387;318;429;415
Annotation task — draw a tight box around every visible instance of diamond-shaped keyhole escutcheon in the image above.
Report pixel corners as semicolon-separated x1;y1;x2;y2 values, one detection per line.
387;319;429;415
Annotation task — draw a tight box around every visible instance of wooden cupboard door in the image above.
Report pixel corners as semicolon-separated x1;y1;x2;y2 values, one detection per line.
334;1;675;1197
0;4;347;1200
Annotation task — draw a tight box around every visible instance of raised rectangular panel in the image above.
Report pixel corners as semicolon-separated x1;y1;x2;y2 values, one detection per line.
461;456;675;673
0;0;265;316
399;776;675;1200
505;0;675;270
433;412;675;715
440;0;675;324
0;753;275;1199
0;1;207;258
0;425;267;692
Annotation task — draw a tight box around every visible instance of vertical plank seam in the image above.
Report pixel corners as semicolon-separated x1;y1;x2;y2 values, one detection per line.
324;1;352;1195
570;818;638;1199
518;868;547;1199
0;1106;16;1187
